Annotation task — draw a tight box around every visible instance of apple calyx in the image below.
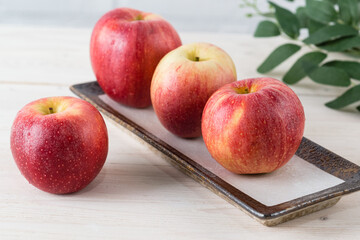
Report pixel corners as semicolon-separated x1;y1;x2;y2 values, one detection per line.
133;15;144;21
35;101;67;115
186;50;204;62
234;87;250;94
189;55;202;62
43;106;58;115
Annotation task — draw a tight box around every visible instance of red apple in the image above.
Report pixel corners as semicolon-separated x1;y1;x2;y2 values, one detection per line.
151;42;237;138
10;97;108;194
202;78;305;174
90;8;182;108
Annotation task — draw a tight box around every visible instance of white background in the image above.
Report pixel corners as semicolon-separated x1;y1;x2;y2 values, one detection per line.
0;0;305;33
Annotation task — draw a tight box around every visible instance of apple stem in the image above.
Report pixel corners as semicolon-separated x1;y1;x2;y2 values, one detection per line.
195;56;200;61
49;107;54;114
244;88;249;93
134;15;143;21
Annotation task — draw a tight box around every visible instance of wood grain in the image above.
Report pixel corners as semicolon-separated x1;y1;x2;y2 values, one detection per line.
1;25;360;239
70;81;360;226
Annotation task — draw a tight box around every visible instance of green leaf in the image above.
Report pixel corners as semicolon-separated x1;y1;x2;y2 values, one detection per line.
254;21;281;37
300;60;320;75
303;24;358;45
318;35;360;51
296;7;308;28
324;0;337;4
305;0;337;24
307;19;327;34
283;51;327;84
308;66;351;86
269;1;300;39
325;84;360;109
357;105;360;111
296;6;327;33
323;61;360;80
262;12;276;18
338;0;359;25
257;44;301;73
301;61;351;87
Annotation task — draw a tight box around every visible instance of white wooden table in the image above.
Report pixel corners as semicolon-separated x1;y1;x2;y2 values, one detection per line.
1;25;359;239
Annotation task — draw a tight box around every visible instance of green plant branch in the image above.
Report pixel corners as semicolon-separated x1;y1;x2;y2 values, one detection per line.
345;49;360;56
244;0;360;111
240;0;274;18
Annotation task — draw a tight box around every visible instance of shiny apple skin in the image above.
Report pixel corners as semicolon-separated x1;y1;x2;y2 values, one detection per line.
10;97;108;194
151;42;237;138
202;78;305;174
90;8;182;108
